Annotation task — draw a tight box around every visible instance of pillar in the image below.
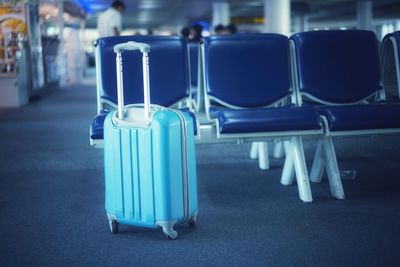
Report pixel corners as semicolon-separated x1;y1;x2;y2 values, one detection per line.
56;1;67;86
264;0;290;35
299;15;308;32
357;0;373;31
212;2;230;28
293;15;308;33
395;20;400;31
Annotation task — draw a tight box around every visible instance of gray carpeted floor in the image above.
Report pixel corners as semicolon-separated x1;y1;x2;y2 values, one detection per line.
0;81;400;266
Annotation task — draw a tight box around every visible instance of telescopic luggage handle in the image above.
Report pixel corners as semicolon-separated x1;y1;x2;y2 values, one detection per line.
114;42;150;53
114;41;151;121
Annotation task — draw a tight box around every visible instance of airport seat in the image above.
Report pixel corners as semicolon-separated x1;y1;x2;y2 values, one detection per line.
381;31;400;102
291;30;400;199
201;33;323;202
90;35;192;147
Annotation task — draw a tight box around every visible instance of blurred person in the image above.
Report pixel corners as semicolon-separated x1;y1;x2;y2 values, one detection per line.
97;0;125;37
214;24;225;35
189;24;203;43
181;27;190;40
226;23;237;34
226;23;238;34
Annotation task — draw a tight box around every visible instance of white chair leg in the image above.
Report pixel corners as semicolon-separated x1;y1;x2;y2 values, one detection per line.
283;140;290;155
310;140;325;183
322;136;345;200
280;141;295;185
258;142;269;170
273;139;285;158
250;142;258;159
291;136;313;203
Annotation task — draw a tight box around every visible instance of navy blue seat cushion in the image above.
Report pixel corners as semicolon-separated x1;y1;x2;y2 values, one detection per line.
316;104;400;131
90;111;109;140
291;30;382;104
90;108;197;140
217;106;321;134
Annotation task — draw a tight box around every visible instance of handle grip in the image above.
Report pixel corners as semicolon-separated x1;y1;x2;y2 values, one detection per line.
114;41;151;121
114;41;150;53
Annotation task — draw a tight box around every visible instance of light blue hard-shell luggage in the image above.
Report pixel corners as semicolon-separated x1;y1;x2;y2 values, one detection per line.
103;41;198;239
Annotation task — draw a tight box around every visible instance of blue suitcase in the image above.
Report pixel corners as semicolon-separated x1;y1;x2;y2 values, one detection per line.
103;42;198;239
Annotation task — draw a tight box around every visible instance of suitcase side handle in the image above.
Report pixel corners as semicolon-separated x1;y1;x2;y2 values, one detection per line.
114;41;151;122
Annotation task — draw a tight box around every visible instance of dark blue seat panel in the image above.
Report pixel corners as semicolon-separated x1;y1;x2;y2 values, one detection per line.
316;104;400;132
291;30;382;104
90;112;108;140
382;31;400;53
96;35;190;107
381;31;400;102
204;33;291;108
90;108;197;140
188;43;198;87
217;106;322;134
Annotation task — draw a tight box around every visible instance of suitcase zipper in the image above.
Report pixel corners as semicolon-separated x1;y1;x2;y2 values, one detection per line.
169;109;190;224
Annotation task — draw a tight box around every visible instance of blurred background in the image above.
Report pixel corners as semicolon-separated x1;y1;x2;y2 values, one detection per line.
1;0;400;107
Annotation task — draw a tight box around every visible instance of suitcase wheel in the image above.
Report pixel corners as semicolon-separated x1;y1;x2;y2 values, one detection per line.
155;220;178;240
188;215;197;228
109;220;118;234
162;228;178;240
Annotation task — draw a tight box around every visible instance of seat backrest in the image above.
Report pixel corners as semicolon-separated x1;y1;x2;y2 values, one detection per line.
382;31;400;53
95;35;190;110
203;33;291;108
290;30;382;104
188;43;198;88
381;31;400;102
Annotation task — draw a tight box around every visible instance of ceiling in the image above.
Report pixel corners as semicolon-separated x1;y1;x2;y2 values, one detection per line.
68;0;400;29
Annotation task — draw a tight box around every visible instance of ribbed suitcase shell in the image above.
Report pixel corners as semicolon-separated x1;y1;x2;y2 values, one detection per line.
104;108;198;234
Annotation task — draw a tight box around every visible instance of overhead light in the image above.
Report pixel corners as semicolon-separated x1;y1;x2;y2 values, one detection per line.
138;11;151;19
87;4;108;11
139;2;162;9
246;2;262;7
